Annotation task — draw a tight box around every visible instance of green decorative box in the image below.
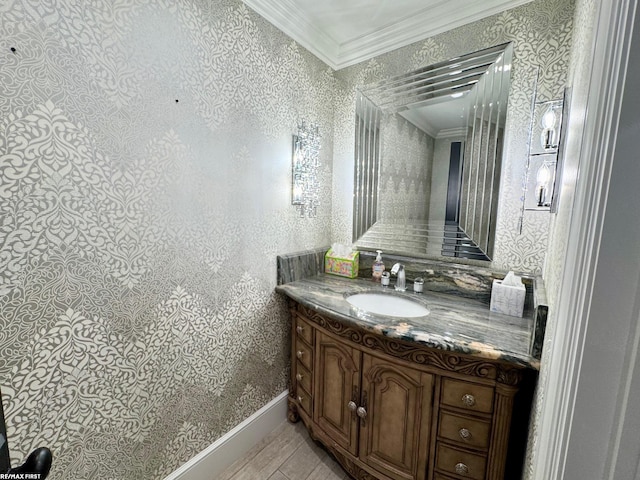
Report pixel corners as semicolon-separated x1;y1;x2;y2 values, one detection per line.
324;248;359;278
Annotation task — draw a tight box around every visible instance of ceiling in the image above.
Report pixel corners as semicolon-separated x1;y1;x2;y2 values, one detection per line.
242;0;533;70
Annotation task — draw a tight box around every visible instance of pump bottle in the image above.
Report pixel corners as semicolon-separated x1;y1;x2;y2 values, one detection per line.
372;250;385;282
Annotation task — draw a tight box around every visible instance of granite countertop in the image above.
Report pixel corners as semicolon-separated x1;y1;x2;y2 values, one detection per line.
276;274;540;370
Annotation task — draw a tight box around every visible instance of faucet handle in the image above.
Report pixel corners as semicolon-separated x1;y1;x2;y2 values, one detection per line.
390;263;403;275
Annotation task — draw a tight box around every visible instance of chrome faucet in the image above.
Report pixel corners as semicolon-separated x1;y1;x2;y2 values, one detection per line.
390;263;406;291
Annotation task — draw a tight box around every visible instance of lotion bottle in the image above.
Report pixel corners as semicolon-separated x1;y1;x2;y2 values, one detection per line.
372;250;385;282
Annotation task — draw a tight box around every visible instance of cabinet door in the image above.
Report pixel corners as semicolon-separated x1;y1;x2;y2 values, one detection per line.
359;354;434;480
314;331;362;456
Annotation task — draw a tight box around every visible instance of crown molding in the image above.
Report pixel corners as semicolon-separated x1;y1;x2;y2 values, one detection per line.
242;0;339;68
243;0;534;70
437;127;468;139
336;0;534;69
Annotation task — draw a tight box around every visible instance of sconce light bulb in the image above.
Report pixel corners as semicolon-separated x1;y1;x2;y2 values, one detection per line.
535;162;553;207
542;107;557;129
536;162;551;185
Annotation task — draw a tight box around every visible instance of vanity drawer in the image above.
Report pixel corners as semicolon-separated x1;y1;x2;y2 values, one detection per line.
438;411;491;450
441;378;494;414
296;385;312;416
436;443;487;480
295;339;314;371
295;317;314;346
295;362;313;393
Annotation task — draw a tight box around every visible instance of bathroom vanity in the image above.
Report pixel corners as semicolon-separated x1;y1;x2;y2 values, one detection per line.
276;273;540;480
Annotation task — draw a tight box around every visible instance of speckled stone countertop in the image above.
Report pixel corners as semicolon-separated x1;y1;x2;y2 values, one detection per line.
276;274;540;370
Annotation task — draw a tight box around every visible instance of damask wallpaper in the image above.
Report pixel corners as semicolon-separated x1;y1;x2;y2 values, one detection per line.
0;0;335;478
331;0;575;274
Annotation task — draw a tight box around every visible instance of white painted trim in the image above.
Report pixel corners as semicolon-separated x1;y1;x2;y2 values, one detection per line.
164;391;289;480
607;299;640;480
437;127;468;139
532;1;637;479
592;3;640;478
335;0;534;69
242;0;534;70
242;0;338;68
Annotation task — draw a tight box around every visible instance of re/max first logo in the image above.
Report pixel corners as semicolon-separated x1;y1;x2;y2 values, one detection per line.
0;474;42;479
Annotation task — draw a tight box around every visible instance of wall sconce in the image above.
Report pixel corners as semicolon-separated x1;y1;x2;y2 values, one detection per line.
292;121;321;217
524;93;567;212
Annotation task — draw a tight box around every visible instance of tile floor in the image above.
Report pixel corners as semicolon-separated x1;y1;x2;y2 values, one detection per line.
216;420;349;480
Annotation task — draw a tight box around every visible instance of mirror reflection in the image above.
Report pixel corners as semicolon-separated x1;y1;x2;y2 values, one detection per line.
353;43;513;261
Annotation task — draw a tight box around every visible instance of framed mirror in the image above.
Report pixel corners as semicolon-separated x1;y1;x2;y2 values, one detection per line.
353;43;513;261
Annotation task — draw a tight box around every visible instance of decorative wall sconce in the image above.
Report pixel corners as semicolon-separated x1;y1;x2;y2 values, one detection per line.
292;121;321;217
524;92;568;212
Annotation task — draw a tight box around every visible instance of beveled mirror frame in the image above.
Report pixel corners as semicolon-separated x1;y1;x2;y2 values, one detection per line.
353;43;513;261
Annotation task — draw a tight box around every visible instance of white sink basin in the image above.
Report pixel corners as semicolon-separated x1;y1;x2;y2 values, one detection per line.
346;292;429;318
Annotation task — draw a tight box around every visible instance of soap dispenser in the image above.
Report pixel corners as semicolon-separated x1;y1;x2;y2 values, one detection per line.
372;250;385;282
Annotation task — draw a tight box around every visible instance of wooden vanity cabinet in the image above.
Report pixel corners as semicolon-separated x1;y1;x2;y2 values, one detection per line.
288;302;530;480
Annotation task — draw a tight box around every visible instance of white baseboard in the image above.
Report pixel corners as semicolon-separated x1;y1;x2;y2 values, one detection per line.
165;390;289;480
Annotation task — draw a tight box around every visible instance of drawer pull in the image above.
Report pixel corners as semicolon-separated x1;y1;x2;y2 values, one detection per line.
296;350;304;359
461;393;476;407
296;325;304;334
296;373;303;381
347;401;357;412
459;428;472;441
455;462;469;475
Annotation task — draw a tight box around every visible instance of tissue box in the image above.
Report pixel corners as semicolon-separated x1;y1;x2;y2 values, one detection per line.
490;279;526;317
324;248;359;278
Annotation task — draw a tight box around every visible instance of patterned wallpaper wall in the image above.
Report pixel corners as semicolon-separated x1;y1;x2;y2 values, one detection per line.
331;0;575;274
0;0;335;478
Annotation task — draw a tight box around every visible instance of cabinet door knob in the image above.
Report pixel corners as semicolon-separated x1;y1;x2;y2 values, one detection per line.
455;462;469;475
347;401;357;412
296;350;304;359
356;406;367;419
296;373;303;381
297;395;303;403
459;428;472;441
296;325;304;334
461;393;476;407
